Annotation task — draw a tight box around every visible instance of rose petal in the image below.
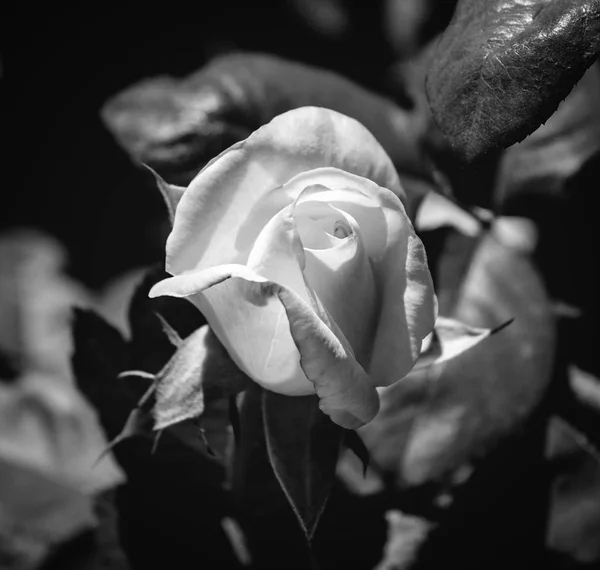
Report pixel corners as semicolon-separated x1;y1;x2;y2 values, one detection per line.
151;203;313;395
283;168;391;257
286;168;437;386
300;207;377;365
368;207;437;386
166;107;404;274
276;287;380;429
150;264;311;395
150;269;378;427
245;206;309;302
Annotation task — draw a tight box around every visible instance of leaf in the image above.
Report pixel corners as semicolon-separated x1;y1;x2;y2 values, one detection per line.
154;312;183;347
554;365;600;459
0;456;96;569
414;189;492;237
0;228;90;382
126;265;205;374
426;0;600;162
152;326;210;431
546;416;600;563
414;316;513;371
358;227;555;485
143;164;185;223
342;430;371;477
95;372;158;463
494;63;600;206
262;391;343;541
71;312;239;569
101;52;435;187
373;510;435;570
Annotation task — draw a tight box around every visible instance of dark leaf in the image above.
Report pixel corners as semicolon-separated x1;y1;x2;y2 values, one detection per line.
72;310;239;569
71;308;139;438
262;391;344;541
426;0;600;162
554;366;600;459
343;430;371;477
546;416;600;563
127;265;205;374
494;63;600;206
95;404;156;467
0;457;95;570
232;385;313;568
102;52;435;187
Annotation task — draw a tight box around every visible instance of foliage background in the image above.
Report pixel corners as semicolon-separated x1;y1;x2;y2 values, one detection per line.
2;1;599;569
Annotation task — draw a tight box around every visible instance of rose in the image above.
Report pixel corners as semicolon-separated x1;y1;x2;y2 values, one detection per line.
149;106;437;429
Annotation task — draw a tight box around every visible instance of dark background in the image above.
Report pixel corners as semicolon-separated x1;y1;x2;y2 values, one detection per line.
2;1;457;287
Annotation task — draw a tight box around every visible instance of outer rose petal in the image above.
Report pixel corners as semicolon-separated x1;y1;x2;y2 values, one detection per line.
150;264;311;394
369;227;437;386
166;107;405;274
276;287;380;429
153;203;312;395
282;168;438;386
149;269;378;428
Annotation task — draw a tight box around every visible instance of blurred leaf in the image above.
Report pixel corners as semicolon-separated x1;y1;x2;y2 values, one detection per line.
343;430;371;477
71;309;135;438
72;310;242;569
102;52;434;186
415;190;489;236
415;316;512;371
554;365;600;461
93;266;148;341
426;0;600;163
383;0;438;58
495;63;600;206
0;457;95;570
359;227;555;485
126;265;205;374
0;229;89;381
373;510;436;570
546;416;600;564
263;391;343;541
0;232;124;567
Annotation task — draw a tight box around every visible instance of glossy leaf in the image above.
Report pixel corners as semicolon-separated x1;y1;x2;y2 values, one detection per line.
426;0;600;162
546;416;600;563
